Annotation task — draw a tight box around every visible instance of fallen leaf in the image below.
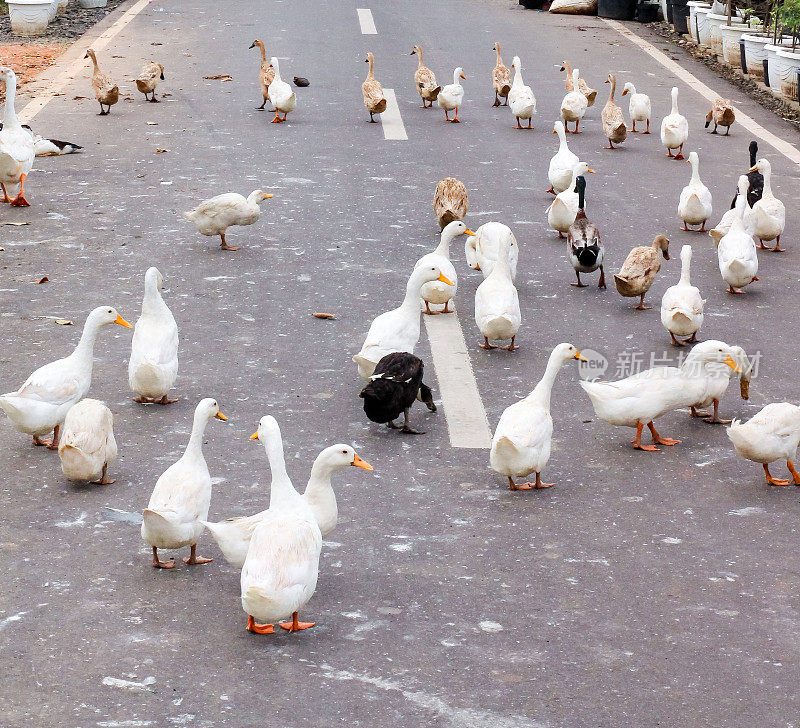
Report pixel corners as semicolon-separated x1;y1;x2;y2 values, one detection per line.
34;276;49;284
203;74;232;81
155;148;169;153
146;121;158;125
1;221;30;226
55;319;73;326
313;312;335;319
72;95;88;100
151;42;163;45
0;247;5;252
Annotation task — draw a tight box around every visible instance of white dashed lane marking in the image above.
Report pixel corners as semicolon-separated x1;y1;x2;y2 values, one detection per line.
380;90;407;141
357;8;377;35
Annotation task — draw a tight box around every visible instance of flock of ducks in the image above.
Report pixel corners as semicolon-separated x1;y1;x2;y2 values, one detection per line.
0;35;796;635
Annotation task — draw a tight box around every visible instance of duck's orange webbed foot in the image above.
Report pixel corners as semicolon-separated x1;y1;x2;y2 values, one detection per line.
279;612;315;631
247;615;275;634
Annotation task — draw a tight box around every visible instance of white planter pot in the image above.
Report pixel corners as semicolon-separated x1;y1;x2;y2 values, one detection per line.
78;0;107;7
688;2;710;42
57;0;69;13
707;12;744;54
766;42;794;94
742;34;773;78
7;0;52;36
775;48;800;101
695;7;713;45
47;0;58;20
721;23;759;66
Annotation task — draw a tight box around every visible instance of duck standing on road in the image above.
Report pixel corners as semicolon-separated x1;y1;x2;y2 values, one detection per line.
614;235;670;310
566;176;605;289
267;57;297;123
433;177;468;229
661;86;688;159
678;151;713;232
249;40;274;110
184;189;273;251
730;141;763;208
474;233;520;351
561;60;596;107
601;74;627;149
749;158;785;252
414;220;474;315
660;244;704;347
0;67;35;207
621;82;651;133
705;97;735;135
560;68;588;134
547;161;594;238
492;42;511;106
548;121;580;195
411;45;441;107
136;61;164;102
466;221;519;279
717;176;758;294
58;399;117;485
362;52;387;123
508;56;536;130
439;67;466;123
85;49;119;115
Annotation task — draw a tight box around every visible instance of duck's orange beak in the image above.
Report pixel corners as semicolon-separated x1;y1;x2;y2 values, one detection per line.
115;314;132;328
215;411;227;421
437;273;455;285
464;228;476;236
574;351;588;362
352;453;374;471
250;431;259;440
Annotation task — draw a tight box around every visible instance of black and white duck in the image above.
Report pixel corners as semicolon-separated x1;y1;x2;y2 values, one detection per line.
566;176;605;288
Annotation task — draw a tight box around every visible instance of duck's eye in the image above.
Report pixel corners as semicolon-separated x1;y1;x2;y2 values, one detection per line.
342;450;347;454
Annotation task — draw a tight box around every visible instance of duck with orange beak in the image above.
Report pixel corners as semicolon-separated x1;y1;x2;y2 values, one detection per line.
0;306;132;449
438;67;466;122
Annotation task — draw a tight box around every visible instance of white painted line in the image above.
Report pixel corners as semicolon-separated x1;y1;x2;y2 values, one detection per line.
19;0;152;125
424;313;492;449
380;89;407;141
357;8;377;35
600;18;800;167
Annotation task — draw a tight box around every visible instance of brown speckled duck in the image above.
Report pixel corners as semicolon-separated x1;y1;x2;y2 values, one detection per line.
614;235;670;310
85;49;118;115
249;40;275;110
492;42;511;107
433;178;468;229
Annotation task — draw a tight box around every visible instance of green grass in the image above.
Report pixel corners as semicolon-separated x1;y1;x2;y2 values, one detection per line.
0;2;8;13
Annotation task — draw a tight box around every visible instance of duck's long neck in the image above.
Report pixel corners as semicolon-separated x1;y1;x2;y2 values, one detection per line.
2;73;20;129
142;280;170;318
434;230;455;257
263;435;299;508
495;45;503;66
89;53;100;74
512;64;523;88
557;124;569;152
416;49;424;69
366;55;375;80
71;318;101;371
627;83;637;96
272;60;282;83
185;409;210;458
258;43;267;68
690;156;701;185
572;70;579;89
671;89;679;115
401;271;426;312
306;458;333;497
528;353;564;411
761;165;773;198
607;77;616;104
452;69;460;86
680;252;692;285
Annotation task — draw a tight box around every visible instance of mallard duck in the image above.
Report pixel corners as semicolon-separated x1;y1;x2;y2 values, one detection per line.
267;57;297;123
749;158;785;252
705;97;735;135
249;40;274;110
85;49;119;115
491;42;511;106
614;234;670;310
548;121;580;195
129;267;179;404
547;161;594;238
727;403;800;486
241;416;322;634
362;52;387;122
560;68;588;134
184;189;273;251
508;56;536;130
0;67;35;207
433;177;468;229
561;60;596;106
678;151;713;232
580;341;741;451
141;398;227;569
601;74;627;148
718;175;758;294
361;352;431;433
475;233;520;350
410;45;440;107
660;244;704;347
58;399;117;484
466;221;519;279
415;220;474;314
439;67;466;123
135;61;164;102
690;345;750;424
621;82;651;133
730;141;763;209
203;440;372;567
353;265;453;380
567;176;605;288
661;86;688;159
490;343;586;490
0;306;131;449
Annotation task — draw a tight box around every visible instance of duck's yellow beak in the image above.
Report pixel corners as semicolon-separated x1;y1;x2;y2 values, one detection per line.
587;168;596;174
250;431;259;440
437;273;455;285
115;314;133;328
464;228;476;236
215;411;228;421
724;355;740;373
262;193;274;200
460;73;466;80
352;453;374;471
553;128;557;133
574;351;588;362
748;165;758;173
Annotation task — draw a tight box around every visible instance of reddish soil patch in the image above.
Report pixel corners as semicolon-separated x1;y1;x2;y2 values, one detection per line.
0;43;69;101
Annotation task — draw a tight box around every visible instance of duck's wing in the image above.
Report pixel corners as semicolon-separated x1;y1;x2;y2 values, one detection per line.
15;359;80;404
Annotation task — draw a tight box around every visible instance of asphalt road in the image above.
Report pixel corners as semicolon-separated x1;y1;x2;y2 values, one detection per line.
2;0;800;726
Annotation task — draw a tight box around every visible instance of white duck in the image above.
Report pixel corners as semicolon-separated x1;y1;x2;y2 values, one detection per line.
267;57;297;123
548;121;580;195
353;265;453;380
508;56;536;130
0;67;35;207
465;221;519;280
621;82;651;133
580;341;740;451
203;443;373;568
709;175;754;246
438;67;466;123
660;244;705;347
547;161;594;238
241;416;322;634
0;306;131;449
129;267;179;405
414;220;474;314
690;345;750;424
727;403;800;486
58;399;117;484
749;158;786;252
141;398;227;569
678;151;713;232
474;233;520;351
490;343;586;490
184;189;273;251
661;86;688;159
718;175;758;294
560;68;588;134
